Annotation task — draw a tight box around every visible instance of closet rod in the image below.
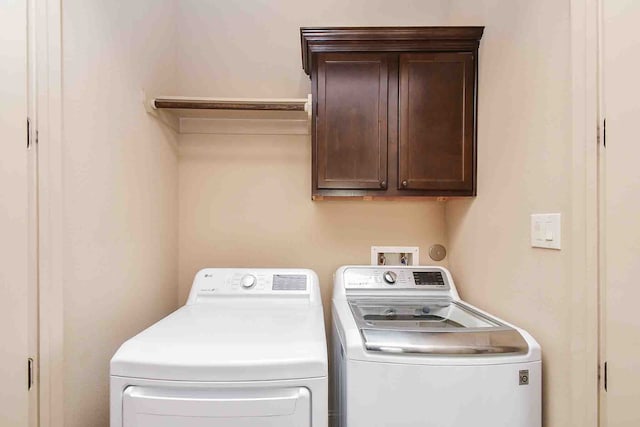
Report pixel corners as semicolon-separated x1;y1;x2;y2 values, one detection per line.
153;97;308;112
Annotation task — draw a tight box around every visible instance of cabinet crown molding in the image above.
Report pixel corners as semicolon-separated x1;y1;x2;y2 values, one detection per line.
300;26;484;75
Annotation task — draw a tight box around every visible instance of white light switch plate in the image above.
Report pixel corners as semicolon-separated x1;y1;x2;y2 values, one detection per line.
531;213;561;250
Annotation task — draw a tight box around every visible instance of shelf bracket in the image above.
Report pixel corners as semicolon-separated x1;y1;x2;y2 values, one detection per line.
141;89;179;132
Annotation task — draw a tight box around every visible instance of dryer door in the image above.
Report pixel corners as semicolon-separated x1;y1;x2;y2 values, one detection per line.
122;386;310;427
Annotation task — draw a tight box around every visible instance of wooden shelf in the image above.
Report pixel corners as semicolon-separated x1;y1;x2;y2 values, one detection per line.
145;94;312;135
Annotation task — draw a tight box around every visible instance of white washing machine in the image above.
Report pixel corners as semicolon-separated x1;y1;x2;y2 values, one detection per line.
111;268;328;427
332;265;541;427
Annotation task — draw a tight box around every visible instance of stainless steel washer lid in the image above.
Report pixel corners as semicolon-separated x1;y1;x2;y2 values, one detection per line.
349;299;529;356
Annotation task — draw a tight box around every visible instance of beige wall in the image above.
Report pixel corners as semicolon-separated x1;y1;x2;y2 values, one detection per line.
62;1;179;426
174;0;451;98
178;133;448;310
445;1;573;426
175;0;453;307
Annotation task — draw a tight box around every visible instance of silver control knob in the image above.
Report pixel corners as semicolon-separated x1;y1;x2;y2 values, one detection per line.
383;271;397;285
240;274;257;289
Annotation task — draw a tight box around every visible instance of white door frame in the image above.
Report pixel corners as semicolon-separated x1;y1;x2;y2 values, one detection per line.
569;0;601;426
27;0;40;424
35;0;64;426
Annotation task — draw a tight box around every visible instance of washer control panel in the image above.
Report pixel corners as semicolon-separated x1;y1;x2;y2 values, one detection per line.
343;267;450;290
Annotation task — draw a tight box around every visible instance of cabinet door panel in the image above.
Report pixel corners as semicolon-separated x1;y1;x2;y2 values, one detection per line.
398;52;475;192
316;54;388;190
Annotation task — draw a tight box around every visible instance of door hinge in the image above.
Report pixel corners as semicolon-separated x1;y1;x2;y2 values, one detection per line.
27;117;31;149
27;358;34;390
604;361;608;392
597;119;606;147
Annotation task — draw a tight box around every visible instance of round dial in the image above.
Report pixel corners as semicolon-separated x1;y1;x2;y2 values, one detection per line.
383;271;397;285
240;274;257;289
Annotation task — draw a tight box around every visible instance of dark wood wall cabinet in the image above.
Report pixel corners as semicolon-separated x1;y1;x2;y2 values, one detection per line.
300;27;484;199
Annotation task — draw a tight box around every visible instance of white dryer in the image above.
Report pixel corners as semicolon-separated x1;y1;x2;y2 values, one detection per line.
111;268;327;427
332;265;541;427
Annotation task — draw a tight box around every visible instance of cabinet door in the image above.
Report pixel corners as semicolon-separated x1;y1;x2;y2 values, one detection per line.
398;52;475;193
316;53;389;190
